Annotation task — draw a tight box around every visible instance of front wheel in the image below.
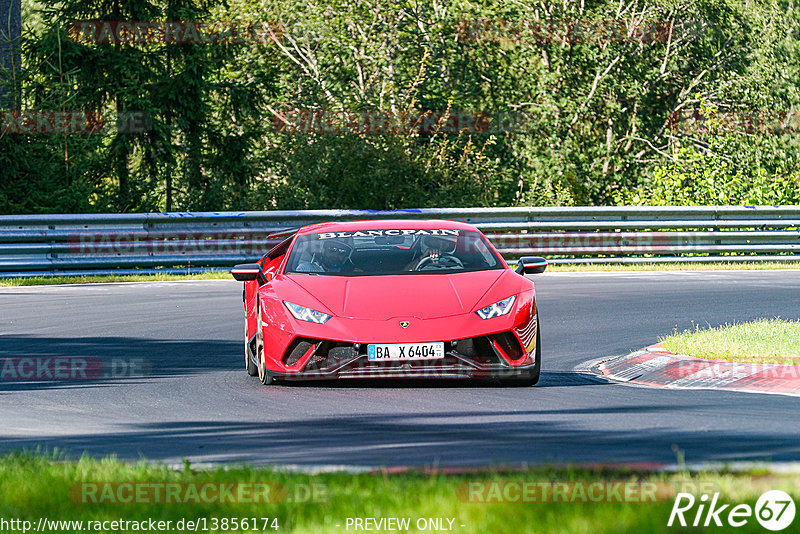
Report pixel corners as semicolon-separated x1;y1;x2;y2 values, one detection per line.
501;314;541;387
256;300;274;386
245;317;258;376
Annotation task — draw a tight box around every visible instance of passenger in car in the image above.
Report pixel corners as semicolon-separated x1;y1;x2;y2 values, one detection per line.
296;239;358;272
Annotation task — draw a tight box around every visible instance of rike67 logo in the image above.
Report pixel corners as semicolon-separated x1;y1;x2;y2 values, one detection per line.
669;490;796;531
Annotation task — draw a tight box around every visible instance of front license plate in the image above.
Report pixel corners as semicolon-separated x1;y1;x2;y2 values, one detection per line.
367;342;445;361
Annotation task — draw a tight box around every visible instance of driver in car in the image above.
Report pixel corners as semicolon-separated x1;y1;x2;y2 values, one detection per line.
296;239;356;273
406;234;460;270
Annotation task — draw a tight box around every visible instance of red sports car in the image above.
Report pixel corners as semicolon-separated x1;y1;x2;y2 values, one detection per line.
231;220;547;385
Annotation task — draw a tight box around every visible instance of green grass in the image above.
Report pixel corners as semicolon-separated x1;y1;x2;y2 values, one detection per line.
0;271;230;287
2;261;800;286
660;318;800;365
1;453;798;533
542;261;800;272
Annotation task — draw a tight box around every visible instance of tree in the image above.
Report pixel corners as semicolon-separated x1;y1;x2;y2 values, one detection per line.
3;0;800;213
0;0;21;108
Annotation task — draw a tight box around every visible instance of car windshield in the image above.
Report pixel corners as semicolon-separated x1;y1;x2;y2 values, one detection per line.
284;229;503;276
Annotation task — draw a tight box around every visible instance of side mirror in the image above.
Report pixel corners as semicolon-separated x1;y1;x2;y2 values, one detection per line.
231;263;262;282
515;256;548;275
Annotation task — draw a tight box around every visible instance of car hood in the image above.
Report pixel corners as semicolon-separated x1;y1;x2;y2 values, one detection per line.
281;269;519;320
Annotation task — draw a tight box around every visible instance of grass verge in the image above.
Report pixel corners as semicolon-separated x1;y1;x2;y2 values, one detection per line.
660;318;800;365
0;453;798;533
0;271;229;287
2;261;800;286
543;260;800;272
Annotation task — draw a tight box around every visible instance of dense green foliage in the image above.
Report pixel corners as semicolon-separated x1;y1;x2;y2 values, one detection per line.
1;0;799;213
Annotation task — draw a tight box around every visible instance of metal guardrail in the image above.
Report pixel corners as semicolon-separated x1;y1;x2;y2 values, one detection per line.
0;206;798;277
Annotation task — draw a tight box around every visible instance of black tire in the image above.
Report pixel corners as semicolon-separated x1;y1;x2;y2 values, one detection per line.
245;317;258;376
501;314;541;387
256;300;274;386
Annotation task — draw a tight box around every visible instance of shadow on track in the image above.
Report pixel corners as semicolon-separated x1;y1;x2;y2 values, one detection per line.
0;336;239;392
3;409;800;467
269;371;607;389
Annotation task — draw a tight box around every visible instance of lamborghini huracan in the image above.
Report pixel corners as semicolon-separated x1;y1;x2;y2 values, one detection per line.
231;219;547;386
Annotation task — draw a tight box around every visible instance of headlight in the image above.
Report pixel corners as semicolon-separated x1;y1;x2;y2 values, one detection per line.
283;301;332;324
475;295;517;319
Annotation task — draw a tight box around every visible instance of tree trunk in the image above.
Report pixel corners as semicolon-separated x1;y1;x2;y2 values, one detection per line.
0;0;21;110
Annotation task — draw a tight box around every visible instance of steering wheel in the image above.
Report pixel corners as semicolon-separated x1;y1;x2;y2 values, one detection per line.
414;254;464;271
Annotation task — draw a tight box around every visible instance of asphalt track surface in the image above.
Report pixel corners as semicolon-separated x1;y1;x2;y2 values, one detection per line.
1;271;799;469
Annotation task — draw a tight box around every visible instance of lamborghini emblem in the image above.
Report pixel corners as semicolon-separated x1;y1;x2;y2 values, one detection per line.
399;321;410;328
